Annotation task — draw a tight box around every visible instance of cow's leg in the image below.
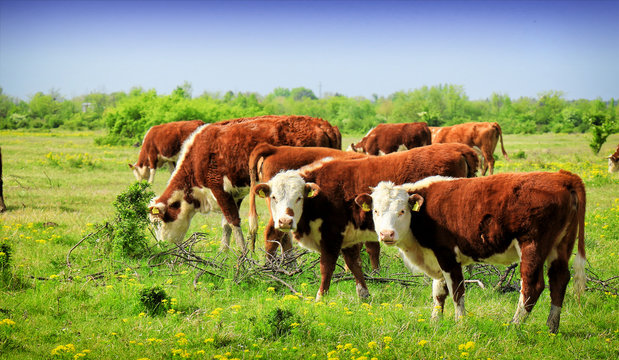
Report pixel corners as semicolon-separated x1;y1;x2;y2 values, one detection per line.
512;245;545;325
220;217;232;250
213;189;247;254
148;168;156;183
546;257;570;333
482;147;495;175
365;241;380;272
431;278;449;320
342;244;370;299
264;218;284;263
317;247;339;301
441;265;466;321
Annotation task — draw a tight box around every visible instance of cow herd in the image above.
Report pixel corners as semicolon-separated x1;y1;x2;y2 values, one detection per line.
133;115;590;333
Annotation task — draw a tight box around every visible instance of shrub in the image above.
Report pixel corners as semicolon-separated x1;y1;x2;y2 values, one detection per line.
139;285;168;315
254;307;299;339
0;242;11;270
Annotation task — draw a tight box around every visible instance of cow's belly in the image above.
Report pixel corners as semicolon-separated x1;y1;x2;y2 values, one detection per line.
341;222;377;249
455;239;521;266
294;219;323;253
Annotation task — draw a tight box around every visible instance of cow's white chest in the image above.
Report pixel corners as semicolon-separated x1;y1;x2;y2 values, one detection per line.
398;234;443;279
294;219;323;253
340;222;377;248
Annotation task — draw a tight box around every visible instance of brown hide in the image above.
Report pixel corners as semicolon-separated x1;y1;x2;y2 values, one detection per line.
407;170;586;331
292;143;478;297
135;120;205;169
351;122;431;155
152;115;341;244
431;122;508;175
608;144;619;173
247;143;367;257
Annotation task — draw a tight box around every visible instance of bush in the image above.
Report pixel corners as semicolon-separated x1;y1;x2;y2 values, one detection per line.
139;285;168;315
0;242;11;271
254;307;299;339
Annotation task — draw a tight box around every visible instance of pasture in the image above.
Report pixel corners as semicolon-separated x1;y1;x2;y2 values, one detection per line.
0;129;618;360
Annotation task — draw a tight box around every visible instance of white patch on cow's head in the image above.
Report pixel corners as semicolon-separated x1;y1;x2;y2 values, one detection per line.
131;164;152;182
149;190;197;244
260;170;318;232
368;182;415;246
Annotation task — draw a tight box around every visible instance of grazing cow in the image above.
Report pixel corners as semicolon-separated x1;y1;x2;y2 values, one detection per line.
129;120;205;183
608;144;619;173
356;170;586;333
430;122;509;175
246;144;374;264
348;122;432;155
253;143;479;300
148;115;341;252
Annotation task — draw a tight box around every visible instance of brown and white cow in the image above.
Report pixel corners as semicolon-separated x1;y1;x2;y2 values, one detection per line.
356;170;586;333
348;122;432;155
148;115;341;252
129;120;205;183
430;122;508;175
246;144;373;264
253;143;479;300
608;144;619;173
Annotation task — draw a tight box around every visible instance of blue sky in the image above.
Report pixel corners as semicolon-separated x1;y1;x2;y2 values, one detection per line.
1;0;618;100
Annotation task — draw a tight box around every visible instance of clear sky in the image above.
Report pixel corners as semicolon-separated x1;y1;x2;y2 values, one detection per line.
1;0;618;101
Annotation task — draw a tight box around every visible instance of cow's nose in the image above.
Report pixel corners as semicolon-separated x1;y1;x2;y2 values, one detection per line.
279;217;293;229
380;230;395;241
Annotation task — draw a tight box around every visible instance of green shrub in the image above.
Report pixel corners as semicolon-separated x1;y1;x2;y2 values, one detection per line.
254;307;299;339
138;285;168;315
0;242;11;270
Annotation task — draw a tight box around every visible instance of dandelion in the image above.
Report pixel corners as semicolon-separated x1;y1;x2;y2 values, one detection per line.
458;341;475;351
229;304;241;311
1;318;16;326
177;337;189;346
266;287;275;292
367;341;377;349
383;336;393;344
290;322;300;328
204;338;215;344
461;352;470;357
344;343;353;350
418;340;428;347
175;332;186;338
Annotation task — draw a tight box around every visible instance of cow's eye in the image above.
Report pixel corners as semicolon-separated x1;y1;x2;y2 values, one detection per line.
373;210;378;215
296;196;302;202
398;210;405;216
170;201;181;209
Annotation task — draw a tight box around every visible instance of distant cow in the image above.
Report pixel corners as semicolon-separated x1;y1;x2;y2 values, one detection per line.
430;122;508;175
357;170;586;333
246;144;374;264
348;122;432;155
130;120;205;183
253;143;479;300
608;144;619;173
148;115;341;252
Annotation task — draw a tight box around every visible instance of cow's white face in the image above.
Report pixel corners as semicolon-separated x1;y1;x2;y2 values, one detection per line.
254;171;319;232
609;156;619;173
130;164;151;182
356;182;423;246
149;190;198;244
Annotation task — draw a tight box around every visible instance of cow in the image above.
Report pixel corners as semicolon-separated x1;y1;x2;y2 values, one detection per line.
356;170;586;333
252;143;479;300
148;115;341;253
348;122;432;155
129;120;205;183
608;144;619;173
246;144;374;265
430;122;509;175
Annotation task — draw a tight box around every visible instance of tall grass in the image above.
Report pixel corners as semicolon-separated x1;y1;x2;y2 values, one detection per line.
0;130;617;359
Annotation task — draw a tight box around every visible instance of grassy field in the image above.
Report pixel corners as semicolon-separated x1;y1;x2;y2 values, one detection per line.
0;130;618;360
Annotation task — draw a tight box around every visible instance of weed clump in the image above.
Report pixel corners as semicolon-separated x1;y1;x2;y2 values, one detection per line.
139;285;168;315
254;307;299;339
0;242;11;270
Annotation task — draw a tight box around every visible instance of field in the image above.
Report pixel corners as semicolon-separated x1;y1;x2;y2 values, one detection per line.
0;130;618;360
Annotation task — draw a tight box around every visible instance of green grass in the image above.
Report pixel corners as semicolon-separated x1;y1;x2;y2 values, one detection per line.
0;130;618;360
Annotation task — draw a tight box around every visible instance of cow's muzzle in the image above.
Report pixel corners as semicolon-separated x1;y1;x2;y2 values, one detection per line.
379;230;396;245
277;217;293;231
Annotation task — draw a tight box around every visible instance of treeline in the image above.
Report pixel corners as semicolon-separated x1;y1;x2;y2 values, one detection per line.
1;84;616;146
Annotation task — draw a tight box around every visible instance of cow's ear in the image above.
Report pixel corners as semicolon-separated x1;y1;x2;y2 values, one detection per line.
354;194;373;212
409;194;424;212
254;183;271;198
305;183;320;198
129;163;135;169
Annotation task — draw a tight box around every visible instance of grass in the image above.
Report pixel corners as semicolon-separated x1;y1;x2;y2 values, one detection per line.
0;129;618;360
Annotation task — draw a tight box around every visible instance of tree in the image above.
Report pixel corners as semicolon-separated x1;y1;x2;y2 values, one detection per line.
290;87;317;101
588;99;617;154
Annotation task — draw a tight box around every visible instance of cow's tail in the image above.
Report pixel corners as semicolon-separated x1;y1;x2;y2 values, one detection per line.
566;170;587;302
494;122;509;160
462;147;480;177
248;143;277;251
331;125;343;150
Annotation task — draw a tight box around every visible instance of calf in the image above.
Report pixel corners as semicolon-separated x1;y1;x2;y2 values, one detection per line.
608;144;619;173
130;120;205;182
253;143;479;300
348;122;432;155
246;144;374;264
430;122;508;175
148;115;341;252
356;170;586;333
